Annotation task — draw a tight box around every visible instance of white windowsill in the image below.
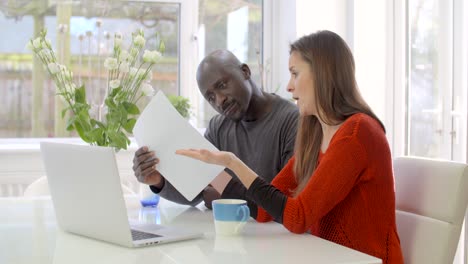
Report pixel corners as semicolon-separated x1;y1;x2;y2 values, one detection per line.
0;127;206;152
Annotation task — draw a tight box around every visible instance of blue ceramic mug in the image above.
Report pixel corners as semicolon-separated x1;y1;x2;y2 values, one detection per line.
212;199;250;235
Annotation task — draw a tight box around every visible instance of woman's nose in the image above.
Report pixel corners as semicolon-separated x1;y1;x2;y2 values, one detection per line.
286;79;294;93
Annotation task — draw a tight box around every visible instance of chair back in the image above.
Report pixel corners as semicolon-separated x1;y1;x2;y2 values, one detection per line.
394;156;468;264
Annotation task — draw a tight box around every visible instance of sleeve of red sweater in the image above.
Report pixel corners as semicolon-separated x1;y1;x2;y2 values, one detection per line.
256;135;368;233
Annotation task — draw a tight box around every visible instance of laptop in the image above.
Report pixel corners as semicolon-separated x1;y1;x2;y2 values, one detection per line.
40;141;203;248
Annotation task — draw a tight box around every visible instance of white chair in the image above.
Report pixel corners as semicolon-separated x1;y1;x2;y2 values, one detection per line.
23;176;50;197
393;156;468;264
23;176;135;197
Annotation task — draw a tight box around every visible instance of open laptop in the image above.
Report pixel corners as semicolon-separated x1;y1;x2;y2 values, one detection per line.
40;141;203;248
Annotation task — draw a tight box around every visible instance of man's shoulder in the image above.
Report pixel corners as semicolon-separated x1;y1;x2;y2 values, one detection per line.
207;113;234;132
271;93;297;108
209;113;228;126
270;94;299;118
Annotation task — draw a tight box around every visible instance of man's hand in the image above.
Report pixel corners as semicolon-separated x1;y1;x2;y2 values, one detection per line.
202;185;221;210
133;146;164;188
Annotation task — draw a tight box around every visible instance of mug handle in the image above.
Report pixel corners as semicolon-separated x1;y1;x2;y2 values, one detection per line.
235;205;250;234
236;205;250;222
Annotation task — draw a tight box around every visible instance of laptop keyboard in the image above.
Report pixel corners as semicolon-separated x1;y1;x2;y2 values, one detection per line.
131;229;162;241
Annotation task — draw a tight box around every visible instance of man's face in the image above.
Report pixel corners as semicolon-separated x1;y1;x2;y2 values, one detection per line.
197;64;252;121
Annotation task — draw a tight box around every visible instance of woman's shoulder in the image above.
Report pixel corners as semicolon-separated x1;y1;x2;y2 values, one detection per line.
338;113;385;139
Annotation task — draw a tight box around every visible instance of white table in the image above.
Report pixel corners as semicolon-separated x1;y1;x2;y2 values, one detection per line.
0;196;382;264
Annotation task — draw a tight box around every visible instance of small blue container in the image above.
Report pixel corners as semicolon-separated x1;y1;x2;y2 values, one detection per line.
140;194;160;207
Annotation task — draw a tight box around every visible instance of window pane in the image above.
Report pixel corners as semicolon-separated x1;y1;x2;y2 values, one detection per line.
197;0;263;127
0;1;180;138
408;0;451;158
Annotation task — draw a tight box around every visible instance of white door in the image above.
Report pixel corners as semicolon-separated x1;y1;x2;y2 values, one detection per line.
406;1;468;263
406;0;467;163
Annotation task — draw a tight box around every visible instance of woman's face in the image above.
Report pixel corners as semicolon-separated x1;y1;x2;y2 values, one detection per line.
287;51;316;116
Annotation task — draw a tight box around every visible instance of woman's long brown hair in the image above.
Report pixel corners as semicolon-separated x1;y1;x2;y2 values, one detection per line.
290;30;385;197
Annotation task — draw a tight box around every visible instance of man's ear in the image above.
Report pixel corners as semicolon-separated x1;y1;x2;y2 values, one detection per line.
240;63;251;79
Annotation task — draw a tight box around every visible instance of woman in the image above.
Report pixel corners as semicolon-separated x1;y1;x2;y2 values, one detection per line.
177;30;403;263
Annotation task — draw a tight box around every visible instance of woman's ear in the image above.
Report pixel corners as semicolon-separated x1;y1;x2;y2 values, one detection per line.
240;63;251;79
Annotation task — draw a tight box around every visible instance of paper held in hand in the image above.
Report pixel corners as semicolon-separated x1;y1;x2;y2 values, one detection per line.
133;91;224;201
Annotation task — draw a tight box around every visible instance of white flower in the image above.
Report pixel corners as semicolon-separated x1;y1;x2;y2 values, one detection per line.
114;37;122;48
140;83;154;96
109;79;121;89
104;57;118;70
32;38;42;49
130;47;139;58
65;83;76;93
48;63;60;74
58;64;67;73
143;50;162;63
45;39;52;48
39;49;52;60
119;62;129;73
129;67;138;77
65;70;73;80
119;50;129;61
133;35;146;47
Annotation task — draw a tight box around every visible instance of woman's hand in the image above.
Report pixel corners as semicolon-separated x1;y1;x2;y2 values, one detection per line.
175;149;237;168
176;148;258;189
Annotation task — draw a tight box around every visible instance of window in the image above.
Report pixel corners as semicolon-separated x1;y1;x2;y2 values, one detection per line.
0;0;265;140
405;0;467;162
0;1;184;139
195;0;263;127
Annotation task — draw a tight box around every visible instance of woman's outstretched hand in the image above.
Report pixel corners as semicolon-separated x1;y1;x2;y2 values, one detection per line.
177;148;258;189
175;149;236;168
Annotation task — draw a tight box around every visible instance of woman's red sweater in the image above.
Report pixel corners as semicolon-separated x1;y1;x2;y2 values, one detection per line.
256;113;403;264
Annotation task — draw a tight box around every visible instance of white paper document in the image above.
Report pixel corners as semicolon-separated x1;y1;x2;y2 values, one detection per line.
133;91;224;201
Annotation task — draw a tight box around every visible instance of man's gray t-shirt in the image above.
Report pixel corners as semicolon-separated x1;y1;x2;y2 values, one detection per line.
152;94;299;205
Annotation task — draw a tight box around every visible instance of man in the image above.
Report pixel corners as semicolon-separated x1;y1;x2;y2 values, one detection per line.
133;49;298;208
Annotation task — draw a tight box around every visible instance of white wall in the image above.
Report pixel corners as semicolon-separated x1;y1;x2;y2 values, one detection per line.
292;0;393;151
263;0;297;98
294;0;388;125
296;0;350;41
354;1;387;127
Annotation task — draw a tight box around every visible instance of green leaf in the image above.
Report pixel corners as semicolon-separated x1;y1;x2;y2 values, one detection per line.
61;108;69;119
75;85;86;104
108;131;128;150
89;128;105;145
105;97;116;108
123;102;140;115
119;106;127;123
168;95;191;118
91;119;106;129
107;106;123;126
74;121;92;143
76;110;92;133
66;116;76;131
123;118;137;133
110;87;122;97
